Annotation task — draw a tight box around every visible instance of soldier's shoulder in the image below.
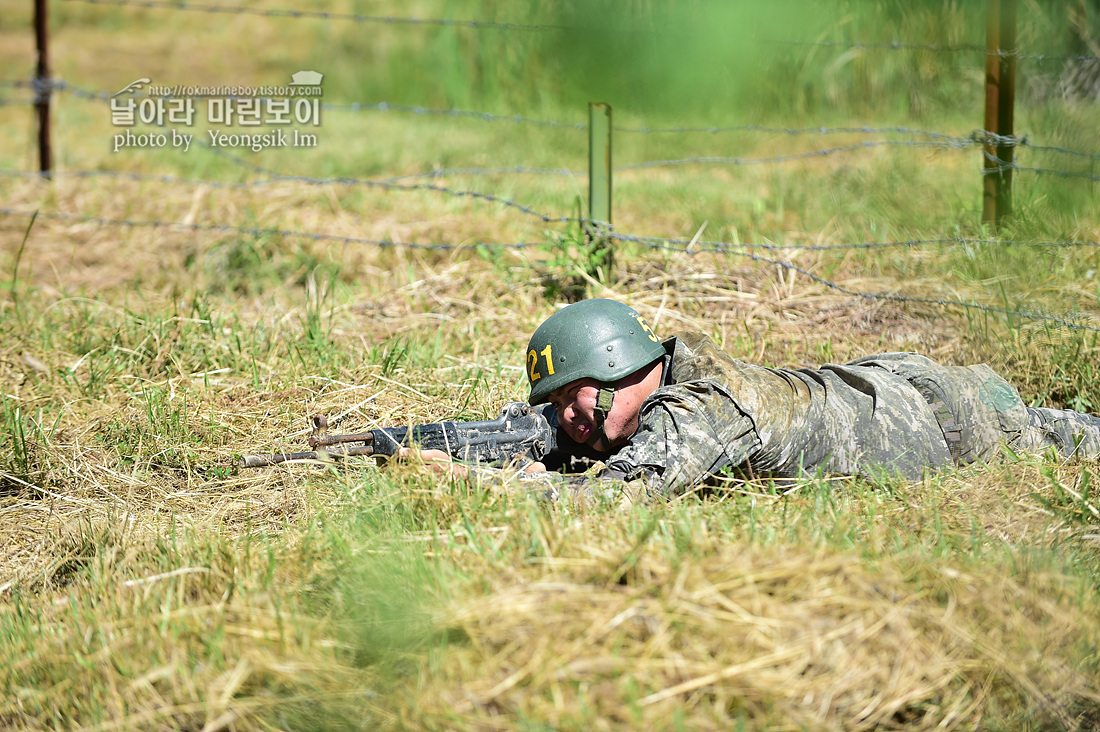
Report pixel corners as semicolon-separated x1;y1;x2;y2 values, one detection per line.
668;331;745;378
673;331;716;353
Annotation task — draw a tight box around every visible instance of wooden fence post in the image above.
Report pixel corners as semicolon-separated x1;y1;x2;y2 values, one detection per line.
35;0;52;177
982;0;1017;230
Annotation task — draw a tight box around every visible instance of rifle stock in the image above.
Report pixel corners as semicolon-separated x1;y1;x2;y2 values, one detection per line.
238;401;559;469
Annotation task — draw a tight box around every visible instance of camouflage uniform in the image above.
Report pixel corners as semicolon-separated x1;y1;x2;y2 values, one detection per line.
574;332;1100;498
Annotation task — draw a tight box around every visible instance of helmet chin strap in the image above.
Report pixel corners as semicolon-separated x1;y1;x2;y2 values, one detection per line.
587;386;616;449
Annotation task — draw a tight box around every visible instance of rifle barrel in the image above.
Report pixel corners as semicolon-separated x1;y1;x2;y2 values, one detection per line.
310;431;376;448
237;443;376;469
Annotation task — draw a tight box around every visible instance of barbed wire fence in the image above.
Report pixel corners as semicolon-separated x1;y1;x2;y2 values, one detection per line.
2;0;1099;335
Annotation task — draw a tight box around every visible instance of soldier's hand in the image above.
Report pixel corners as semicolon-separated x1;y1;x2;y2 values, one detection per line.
396;448;469;478
396;448;546;477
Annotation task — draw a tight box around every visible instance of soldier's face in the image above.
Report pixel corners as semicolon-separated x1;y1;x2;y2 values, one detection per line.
547;361;663;451
548;379;618;450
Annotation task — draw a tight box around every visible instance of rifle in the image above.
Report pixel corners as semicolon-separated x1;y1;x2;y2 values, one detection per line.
238;401;561;469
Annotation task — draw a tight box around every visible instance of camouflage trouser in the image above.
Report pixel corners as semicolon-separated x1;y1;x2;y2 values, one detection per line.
849;353;1100;465
1015;405;1100;460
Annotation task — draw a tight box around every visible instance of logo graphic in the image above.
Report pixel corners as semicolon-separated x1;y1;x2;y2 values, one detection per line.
290;70;323;86
112;78;151;97
979;378;1019;411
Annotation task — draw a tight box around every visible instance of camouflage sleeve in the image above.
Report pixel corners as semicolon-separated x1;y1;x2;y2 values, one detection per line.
603;380;761;497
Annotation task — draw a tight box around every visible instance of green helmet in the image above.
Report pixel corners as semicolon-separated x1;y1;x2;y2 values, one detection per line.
526;299;665;405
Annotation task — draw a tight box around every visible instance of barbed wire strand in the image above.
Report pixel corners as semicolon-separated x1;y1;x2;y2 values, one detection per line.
618;139;1098;173
615;123;966;139
999;164;1100;181
981;150;1100;181
0;166;580;191
1;134;1089;189
4;151;1096;225
612;231;1100;253
1020;142;1100;161
617;140;972;172
634;235;1100;333
194;142;578;223
982;131;1100;162
62;0;567;31
0;207;543;250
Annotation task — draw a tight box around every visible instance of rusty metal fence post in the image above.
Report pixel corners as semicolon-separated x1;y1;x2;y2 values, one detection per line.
982;0;1017;230
587;102;613;283
35;0;52;177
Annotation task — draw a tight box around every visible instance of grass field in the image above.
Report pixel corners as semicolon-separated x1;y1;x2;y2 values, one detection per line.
2;0;1100;729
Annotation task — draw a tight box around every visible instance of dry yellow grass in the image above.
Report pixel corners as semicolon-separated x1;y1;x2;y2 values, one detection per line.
414;531;1100;730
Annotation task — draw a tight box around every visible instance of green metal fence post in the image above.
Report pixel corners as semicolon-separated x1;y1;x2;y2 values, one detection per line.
587;102;613;283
